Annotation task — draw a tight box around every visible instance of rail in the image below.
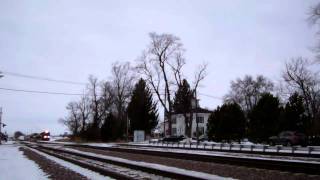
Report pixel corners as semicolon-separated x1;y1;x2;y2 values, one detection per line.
24;142;221;180
26;141;320;175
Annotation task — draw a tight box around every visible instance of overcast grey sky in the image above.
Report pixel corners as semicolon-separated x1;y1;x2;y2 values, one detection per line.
0;0;318;135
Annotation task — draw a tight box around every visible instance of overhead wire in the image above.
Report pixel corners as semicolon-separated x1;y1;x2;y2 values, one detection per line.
0;71;223;99
0;87;83;96
1;71;86;85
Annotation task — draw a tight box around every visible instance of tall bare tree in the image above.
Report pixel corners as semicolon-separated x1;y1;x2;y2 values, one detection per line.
136;32;185;136
282;57;320;135
111;61;135;138
308;2;320;62
78;94;90;134
100;80;114;118
87;76;102;127
85;75;104;139
59;101;81;136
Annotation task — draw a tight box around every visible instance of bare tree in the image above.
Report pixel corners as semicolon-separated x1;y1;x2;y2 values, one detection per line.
282;57;320;135
191;63;208;140
78;94;90;134
224;75;274;113
59;101;81;136
100;81;114;115
309;3;320;25
136;32;185;136
87;76;102;127
84;75;105;139
308;3;320;62
111;61;135;138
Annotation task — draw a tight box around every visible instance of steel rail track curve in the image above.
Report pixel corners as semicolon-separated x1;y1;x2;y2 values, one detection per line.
24;143;217;180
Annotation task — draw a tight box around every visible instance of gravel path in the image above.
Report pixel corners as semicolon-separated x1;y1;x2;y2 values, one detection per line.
19;147;89;180
72;147;320;180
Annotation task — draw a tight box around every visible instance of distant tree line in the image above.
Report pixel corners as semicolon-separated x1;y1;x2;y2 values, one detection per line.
207;58;320;143
206;2;320;143
60;71;159;141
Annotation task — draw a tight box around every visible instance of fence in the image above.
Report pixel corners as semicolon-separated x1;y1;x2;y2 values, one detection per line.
148;140;320;155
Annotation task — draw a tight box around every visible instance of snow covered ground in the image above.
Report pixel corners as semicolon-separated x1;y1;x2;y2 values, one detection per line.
49;136;69;142
0;141;48;180
39;140;116;148
26;146;112;180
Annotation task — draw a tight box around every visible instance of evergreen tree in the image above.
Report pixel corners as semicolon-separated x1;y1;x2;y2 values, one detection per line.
280;92;308;133
207;103;246;142
173;79;193;137
127;79;159;135
248;93;281;142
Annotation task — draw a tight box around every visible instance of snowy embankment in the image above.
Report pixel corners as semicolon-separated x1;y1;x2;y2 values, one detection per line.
0;141;48;180
25;146;112;180
39;140;116;148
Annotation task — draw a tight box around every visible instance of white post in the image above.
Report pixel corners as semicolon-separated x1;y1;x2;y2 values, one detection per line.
0;107;2;145
195;91;199;145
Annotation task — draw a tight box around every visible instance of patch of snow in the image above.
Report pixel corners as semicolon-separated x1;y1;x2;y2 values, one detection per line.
179;138;197;144
0;142;48;180
83;143;116;148
25;146;113;180
37;141;116;148
49;136;68;142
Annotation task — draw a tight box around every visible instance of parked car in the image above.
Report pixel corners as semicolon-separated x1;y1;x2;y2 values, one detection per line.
0;132;8;142
162;135;186;142
191;135;208;142
269;131;307;146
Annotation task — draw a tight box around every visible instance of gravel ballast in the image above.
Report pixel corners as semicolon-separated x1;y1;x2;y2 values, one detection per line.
19;147;89;180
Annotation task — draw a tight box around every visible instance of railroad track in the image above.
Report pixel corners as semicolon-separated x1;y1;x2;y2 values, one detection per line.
29;141;320;176
23;142;223;180
40;143;320;176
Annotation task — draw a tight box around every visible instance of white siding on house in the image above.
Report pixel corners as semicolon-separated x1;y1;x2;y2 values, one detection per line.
171;113;211;137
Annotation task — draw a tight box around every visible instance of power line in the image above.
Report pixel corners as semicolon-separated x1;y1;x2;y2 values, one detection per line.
150;89;223;100
198;93;223;100
0;87;83;96
2;71;86;85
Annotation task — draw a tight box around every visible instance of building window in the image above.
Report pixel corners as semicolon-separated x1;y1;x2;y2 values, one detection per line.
197;127;205;135
172;117;177;124
196;116;204;123
172;128;177;135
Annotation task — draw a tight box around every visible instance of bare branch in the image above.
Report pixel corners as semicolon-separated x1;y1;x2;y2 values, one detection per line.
193;62;208;92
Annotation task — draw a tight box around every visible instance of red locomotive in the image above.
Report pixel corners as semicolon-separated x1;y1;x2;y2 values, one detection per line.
40;130;50;141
